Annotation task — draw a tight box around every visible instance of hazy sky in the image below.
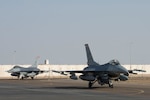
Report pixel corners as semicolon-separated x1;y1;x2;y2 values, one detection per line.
0;0;150;65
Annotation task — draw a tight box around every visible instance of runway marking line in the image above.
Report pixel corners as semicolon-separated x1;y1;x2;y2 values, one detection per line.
137;90;144;94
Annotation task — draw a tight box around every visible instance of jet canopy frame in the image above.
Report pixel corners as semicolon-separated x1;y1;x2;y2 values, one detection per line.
108;59;120;66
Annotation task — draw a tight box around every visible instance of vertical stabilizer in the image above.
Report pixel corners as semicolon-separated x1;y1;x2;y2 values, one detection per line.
85;44;99;66
29;56;40;68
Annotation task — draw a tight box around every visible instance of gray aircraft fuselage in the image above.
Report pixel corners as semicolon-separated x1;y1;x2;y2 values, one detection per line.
52;44;130;88
7;65;43;80
8;66;40;73
83;62;129;80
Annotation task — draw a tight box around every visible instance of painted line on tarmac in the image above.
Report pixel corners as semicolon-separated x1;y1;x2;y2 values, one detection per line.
137;89;144;94
127;89;145;96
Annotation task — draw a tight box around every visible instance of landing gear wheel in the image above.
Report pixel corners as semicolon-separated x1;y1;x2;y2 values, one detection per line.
108;81;113;88
31;77;34;80
109;84;113;88
21;77;24;80
88;81;93;88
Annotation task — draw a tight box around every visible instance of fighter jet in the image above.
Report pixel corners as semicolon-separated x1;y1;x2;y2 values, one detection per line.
7;57;47;80
52;44;134;88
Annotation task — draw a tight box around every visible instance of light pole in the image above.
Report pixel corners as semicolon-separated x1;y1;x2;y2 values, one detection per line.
13;51;16;65
129;43;133;70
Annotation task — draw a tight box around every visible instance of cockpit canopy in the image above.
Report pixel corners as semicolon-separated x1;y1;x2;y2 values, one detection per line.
13;66;22;68
108;59;120;65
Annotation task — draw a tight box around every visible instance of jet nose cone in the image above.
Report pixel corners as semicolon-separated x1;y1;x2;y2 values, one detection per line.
124;71;129;76
7;69;12;73
119;66;129;76
6;68;15;73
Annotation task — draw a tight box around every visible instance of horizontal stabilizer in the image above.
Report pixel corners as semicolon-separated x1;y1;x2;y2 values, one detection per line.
128;69;146;74
133;69;146;72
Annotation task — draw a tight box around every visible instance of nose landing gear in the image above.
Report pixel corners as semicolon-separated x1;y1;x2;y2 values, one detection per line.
108;80;113;88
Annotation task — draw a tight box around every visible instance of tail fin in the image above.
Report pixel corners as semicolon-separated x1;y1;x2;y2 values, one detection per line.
29;56;40;68
85;44;99;66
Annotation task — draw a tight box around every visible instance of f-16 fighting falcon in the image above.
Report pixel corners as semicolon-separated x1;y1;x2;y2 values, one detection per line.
52;44;145;88
7;57;47;80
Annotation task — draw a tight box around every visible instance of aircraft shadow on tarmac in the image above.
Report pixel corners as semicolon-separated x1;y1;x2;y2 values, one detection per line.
39;86;110;90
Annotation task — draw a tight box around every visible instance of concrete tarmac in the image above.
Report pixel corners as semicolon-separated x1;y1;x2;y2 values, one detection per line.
0;78;150;100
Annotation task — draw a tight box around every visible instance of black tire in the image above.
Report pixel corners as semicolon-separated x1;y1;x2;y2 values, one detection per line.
21;77;24;80
88;81;92;88
109;84;113;88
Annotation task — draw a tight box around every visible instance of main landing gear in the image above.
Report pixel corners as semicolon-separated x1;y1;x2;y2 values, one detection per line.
88;81;93;88
108;83;113;88
88;80;114;88
31;77;34;80
88;80;97;88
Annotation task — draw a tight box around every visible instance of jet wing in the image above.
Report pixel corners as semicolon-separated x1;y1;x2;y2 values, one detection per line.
52;70;68;75
128;69;146;74
16;70;49;75
16;70;49;74
52;70;89;75
52;70;101;75
38;70;49;74
52;70;84;75
133;69;146;72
